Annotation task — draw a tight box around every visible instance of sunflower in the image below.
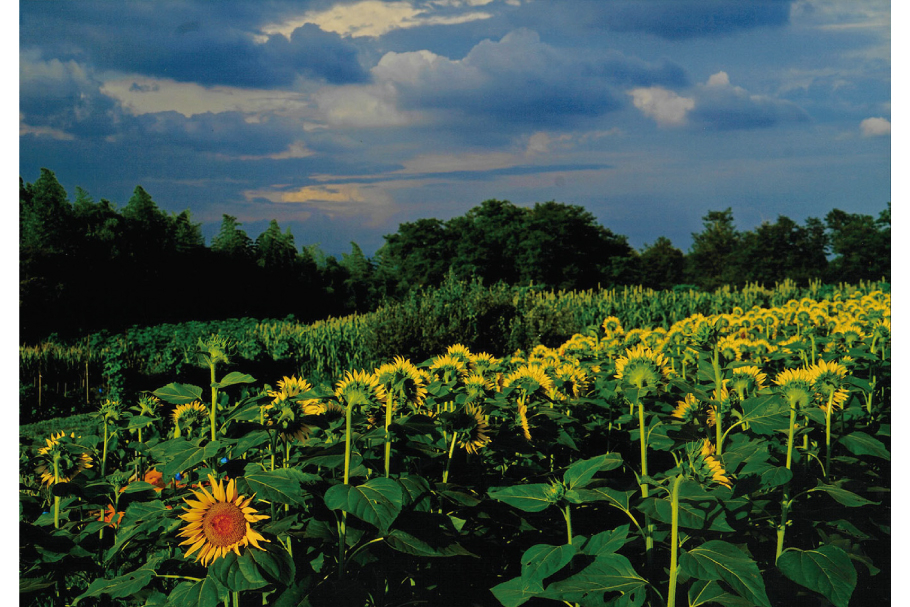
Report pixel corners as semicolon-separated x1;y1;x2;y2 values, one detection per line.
455;404;491;454
614;344;672;391
177;474;270;567
517;401;532;441
504;364;554;403
335;370;382;408
445;344;474;366
429;354;469;384
469;352;501;377
730;365;767;399
172;401;208;438
807;359;850;413
687;440;732;489
269;376;312;402
773;368;814;410
374;357;428;411
96;503;125;528
601;316;623;335
548;363;590;402
464;373;494;404
34;432;94;486
671;394;701;423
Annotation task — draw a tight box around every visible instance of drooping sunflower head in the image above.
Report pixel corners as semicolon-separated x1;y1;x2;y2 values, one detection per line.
172;401;209;437
136;395;161;417
601;316;624;336
548;364;590;402
98;399;122;423
463;373;494;403
269;376;312;403
807;359;850;413
717;336;743;363
34;432;94;486
468;352;501;377
374;357;427;410
428;354;469;384
334;370;382;408
671;393;701;424
177;474;269;567
504;364;554;404
773;368;814;410
730;365;767;399
454;404;491;454
685;440;733;489
445;344;474;367
614;344;672;391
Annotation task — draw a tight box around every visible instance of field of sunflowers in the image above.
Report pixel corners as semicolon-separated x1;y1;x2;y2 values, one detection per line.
19;286;890;607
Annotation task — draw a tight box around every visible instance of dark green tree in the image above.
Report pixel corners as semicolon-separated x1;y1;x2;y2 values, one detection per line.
448;199;527;285
824;206;890;283
377;217;453;294
735;215;828;285
211;214;255;260
685;208;741;289
255;219;298;271
21;168;72;252
638;237;685;290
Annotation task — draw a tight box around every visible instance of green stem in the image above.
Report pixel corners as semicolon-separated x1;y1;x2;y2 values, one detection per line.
102;421;109;477
824;391;834;479
443;431;458;484
53;455;61;529
562;505;574;545
210;364;218;442
637;400;654;559
667;475;683;607
338;403;354;580
384;395;394;478
712;348;724;456
777;400;798;562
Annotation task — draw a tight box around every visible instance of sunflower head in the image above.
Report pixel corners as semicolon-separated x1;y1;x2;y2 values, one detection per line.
135;395;161;417
614;344;672;391
454;404;491;454
429;354;469;384
445;344;474;366
601;316;623;336
671;394;701;424
504;364;554;404
172;401;209;438
729;365;767;399
685;440;733;489
34;432;94;486
773;368;814;410
177;474;269;566
374;357;427;410
98;399;122;423
269;376;312;402
334;370;382;408
548;364;590;402
463;373;494;403
468;352;501;377
807;359;850;412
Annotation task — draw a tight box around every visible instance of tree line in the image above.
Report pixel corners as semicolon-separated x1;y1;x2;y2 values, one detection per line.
20;168;890;344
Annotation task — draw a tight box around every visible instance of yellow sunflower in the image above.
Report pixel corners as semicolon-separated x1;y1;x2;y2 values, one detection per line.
34;432;93;486
548;363;590;402
177;474;270;567
504;364;554;403
334;369;382;408
774;368;814;410
730;365;767;399
374;357;427;411
429;354;469;384
807;359;850;413
671;393;701;423
687;440;733;489
455;404;491;454
172;401;208;438
614;344;672;391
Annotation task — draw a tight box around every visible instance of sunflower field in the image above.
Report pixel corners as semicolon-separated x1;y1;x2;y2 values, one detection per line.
19;286;890;607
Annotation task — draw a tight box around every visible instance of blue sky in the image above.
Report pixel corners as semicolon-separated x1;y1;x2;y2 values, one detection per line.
18;0;892;257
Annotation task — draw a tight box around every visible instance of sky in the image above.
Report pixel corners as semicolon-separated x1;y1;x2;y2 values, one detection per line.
17;0;892;258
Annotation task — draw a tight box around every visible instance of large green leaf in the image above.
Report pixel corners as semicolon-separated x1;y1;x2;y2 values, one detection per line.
74;557;161;604
521;543;577;585
385;528;477;558
214;371;256;388
396;475;432;512
208;551;268;592
679;540;771;607
541;553;647;601
324;477;403;532
165;577;227;607
563;453;623;490
687;580;755;607
153;383;204;405
490;576;542;607
738;394;788;435
581;525;631;557
580;487;636;512
149;438;223;478
838;431;890;460
240;468;317;506
809;482;878;507
637;496;734;532
488;484;555;512
777;545;856;607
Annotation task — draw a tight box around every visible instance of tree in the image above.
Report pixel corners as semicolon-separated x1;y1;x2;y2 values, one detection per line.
211;214;254;260
824;206;890;283
255;219;298;271
735;215;828;285
377;217;453;294
340;242;377;313
638;237;685;290
448;199;527;285
685;208;741;289
21;168;72;252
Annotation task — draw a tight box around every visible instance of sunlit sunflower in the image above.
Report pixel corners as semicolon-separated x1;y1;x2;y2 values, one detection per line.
517;401;532;441
429;354;469;384
504;364;554;403
269;376;312;402
548;364;590;402
729;365;767;399
807;359;850;413
774;368;814;410
687;440;733;489
172;401;208;438
374;356;427;411
177;474;269;567
468;352;501;378
601;316;623;335
671;394;701;424
34;432;93;486
614;344;672;391
455;404;491;454
335;370;382;408
464;373;494;404
445;344;474;366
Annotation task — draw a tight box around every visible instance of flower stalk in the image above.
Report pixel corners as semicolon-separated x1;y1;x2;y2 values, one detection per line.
667;474;683;607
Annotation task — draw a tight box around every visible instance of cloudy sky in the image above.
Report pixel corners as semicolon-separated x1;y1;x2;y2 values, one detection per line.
18;0;892;257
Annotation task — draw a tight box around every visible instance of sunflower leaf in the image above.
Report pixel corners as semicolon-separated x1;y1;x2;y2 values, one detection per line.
240;468;315;506
539;552;648;602
165;577;228;607
214;372;256;389
563;453;622;490
151;438;223;479
152;383;204;405
520;543;577;585
208;551;269;592
488;484;555;512
679;540;771;607
324;477;403;532
777;545;856;607
808;482;878;507
738;395;788;435
490;575;543;607
837;431;890;460
250;541;296;585
73;556;161;604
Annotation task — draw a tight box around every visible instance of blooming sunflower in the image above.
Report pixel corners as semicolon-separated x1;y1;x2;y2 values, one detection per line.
455;404;491;454
445;344;474;366
374;357;427;411
614;344;672;391
429;354;469;384
729;365;767;399
504;364;554;403
807;359;850;413
335;370;382;408
687;440;733;489
774;368;814;410
177;474;270;567
172;401;208;438
34;432;94;486
464;372;494;404
469;352;501;376
671;394;701;423
548;363;590;402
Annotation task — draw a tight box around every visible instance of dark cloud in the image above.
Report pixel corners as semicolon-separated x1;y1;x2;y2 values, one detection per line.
19;2;369;88
691;79;810;130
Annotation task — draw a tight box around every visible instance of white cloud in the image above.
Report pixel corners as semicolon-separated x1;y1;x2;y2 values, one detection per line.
262;0;493;39
627;87;695;127
860;116;890;136
312;83;420;127
101;77;313;118
19;113;75;140
706;71;730;88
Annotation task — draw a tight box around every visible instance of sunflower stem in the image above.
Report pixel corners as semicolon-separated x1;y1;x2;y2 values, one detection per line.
562;504;573;545
210;363;218;442
637;399;654;562
102;419;109;478
384;395;394;478
712;348;724;456
667;474;683;607
824;391;835;480
53;454;61;529
777;402;799;562
443;431;458;484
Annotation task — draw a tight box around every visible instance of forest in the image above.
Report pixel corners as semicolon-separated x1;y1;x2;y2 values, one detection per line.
20;168;890;344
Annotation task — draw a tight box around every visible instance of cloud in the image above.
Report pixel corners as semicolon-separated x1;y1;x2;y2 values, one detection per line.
262;0;494;38
627;87;695;127
244;182;400;226
860;117;890;137
689;71;810;130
